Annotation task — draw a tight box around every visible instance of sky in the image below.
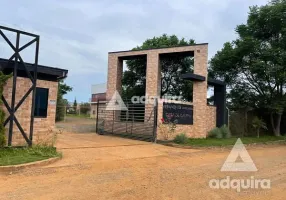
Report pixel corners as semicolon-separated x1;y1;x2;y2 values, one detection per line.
0;0;268;102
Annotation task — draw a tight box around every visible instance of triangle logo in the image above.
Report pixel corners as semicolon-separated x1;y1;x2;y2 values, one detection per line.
106;90;128;111
221;138;257;172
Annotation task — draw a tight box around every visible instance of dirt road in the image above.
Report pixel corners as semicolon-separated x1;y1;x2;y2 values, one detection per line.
0;132;285;200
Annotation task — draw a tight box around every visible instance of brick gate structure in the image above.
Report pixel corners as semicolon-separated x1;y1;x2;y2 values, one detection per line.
106;44;226;140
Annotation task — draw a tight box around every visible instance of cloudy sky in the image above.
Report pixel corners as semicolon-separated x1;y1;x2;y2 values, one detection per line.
0;0;268;102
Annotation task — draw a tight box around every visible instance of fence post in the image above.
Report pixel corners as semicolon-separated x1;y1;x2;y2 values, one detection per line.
64;106;67;122
79;104;81;116
112;110;114;134
95;100;99;133
131;103;134;135
126;100;128;133
153;98;158;143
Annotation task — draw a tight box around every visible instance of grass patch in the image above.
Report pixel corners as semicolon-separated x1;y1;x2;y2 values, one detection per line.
0;146;61;166
173;136;286;147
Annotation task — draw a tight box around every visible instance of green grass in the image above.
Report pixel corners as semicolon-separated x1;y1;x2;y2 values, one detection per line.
173;136;286;147
0;146;61;166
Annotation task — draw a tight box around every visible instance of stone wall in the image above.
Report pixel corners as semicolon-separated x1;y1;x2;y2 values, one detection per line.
2;77;58;146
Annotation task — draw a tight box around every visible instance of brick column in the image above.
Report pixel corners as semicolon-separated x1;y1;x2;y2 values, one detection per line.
193;47;208;137
145;52;161;121
106;54;123;125
106;54;123;100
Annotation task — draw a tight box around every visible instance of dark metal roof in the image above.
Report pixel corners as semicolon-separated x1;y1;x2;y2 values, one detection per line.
181;73;206;81
0;58;68;81
207;78;225;86
108;43;208;54
181;73;225;86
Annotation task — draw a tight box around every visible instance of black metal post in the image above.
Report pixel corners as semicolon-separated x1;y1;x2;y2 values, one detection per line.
95;100;99;133
214;84;227;127
0;25;40;147
153;98;158;143
0;25;38;37
29;38;39;146
112;110;114;134
125;100;128;133
8;32;20;146
131;104;134;135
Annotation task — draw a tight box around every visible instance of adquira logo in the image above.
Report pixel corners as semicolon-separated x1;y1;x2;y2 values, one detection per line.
209;138;271;192
221;138;257;172
106;90;128;111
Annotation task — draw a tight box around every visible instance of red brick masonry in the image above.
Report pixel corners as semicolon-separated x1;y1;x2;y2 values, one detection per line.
107;44;216;140
2;77;58;146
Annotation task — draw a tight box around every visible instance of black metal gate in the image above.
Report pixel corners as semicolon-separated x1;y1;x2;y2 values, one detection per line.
96;99;158;142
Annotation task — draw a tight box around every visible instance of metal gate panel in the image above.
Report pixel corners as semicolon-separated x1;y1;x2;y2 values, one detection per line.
96;99;158;142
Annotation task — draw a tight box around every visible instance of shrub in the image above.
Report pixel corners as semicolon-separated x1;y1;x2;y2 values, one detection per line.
80;103;91;115
207;125;231;139
207;127;222;139
174;133;188;144
0;131;5;147
0;109;6;147
252;116;267;138
158;118;177;140
220;125;231;138
56;80;72;122
0;72;12;147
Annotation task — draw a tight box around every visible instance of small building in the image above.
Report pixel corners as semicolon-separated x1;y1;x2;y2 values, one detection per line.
0;58;68;146
90;83;107;118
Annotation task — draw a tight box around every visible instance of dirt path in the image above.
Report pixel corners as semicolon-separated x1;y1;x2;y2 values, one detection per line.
56;116;97;133
0;132;285;200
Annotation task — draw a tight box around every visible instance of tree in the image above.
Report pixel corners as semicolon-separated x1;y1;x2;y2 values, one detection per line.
56;80;72;121
209;0;286;136
80;102;91;115
73;98;77;108
122;34;195;101
252;117;267;138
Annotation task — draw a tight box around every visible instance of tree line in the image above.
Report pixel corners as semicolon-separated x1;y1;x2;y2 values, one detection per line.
122;0;286;136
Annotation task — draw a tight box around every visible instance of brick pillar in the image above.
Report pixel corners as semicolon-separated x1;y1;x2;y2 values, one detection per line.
106;54;123;126
145;52;161;121
193;47;208;137
106;54;123;100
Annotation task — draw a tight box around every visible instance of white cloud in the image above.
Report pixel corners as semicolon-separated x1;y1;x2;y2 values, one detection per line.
0;0;269;101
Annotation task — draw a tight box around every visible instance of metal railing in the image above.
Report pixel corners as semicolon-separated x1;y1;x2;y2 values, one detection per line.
96;99;158;142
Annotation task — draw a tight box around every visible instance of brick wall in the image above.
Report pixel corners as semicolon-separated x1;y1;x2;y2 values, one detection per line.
91;93;106;102
156;100;216;140
2;77;58;146
206;106;217;133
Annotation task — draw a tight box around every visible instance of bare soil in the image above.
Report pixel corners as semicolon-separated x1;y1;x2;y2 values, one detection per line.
0;131;285;200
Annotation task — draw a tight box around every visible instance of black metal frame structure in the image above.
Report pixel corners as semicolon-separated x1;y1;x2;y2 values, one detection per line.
182;73;227;127
0;25;40;146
